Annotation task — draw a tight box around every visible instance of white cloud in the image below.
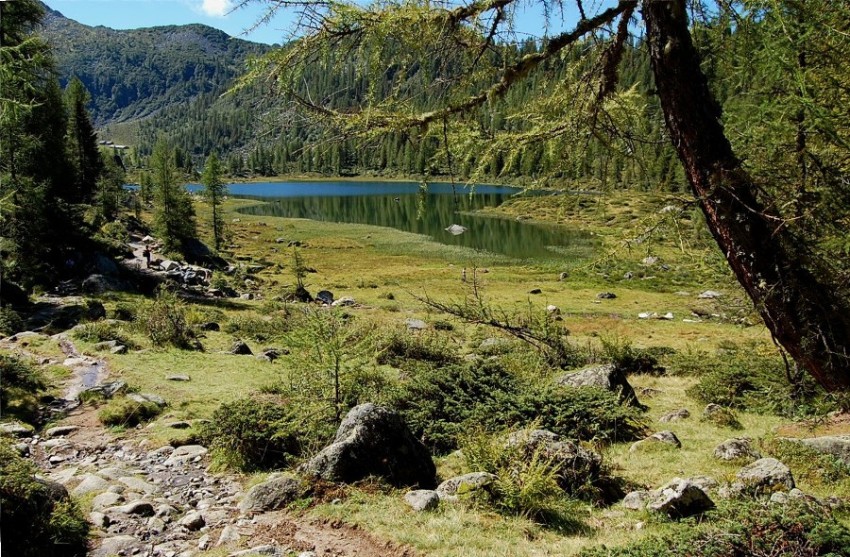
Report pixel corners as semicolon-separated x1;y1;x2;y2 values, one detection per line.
200;0;231;17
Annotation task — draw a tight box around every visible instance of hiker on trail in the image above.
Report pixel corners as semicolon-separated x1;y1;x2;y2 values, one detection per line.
143;247;151;268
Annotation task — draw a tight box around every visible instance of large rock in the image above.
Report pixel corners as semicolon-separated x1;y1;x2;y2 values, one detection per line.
71;474;110;497
230;340;253;355
785;435;850;466
556;363;640;406
630;431;681;452
730;457;795;497
165;444;208;465
436;472;498;502
713;438;762;462
647;478;715;519
238;475;308;514
505;429;602;493
659;409;690;423
302;403;436;488
0;420;34;437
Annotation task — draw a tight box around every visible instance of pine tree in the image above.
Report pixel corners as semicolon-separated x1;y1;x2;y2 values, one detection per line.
151;139;196;254
65;76;103;203
201;152;226;251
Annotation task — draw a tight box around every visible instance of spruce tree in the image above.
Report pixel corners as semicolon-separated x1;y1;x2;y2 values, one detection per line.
65;76;103;203
201;153;226;251
151;139;196;255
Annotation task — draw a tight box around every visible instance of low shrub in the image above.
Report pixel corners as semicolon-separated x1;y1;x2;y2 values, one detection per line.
388;361;645;454
600;337;667;375
0;306;24;336
376;330;459;368
674;344;832;417
72;321;134;347
0;441;89;557
135;288;196;349
0;355;46;424
199;395;306;472
98;397;162;427
579;499;850;557
109;303;136;321
222;312;292;341
459;430;584;530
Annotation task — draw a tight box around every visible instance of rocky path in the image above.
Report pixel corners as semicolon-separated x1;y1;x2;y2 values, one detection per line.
10;335;411;557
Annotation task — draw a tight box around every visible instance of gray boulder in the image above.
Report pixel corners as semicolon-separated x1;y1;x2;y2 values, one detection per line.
404;489;440;512
714;438;762;462
0;421;34;437
106;501;155;516
659;409;690;423
82;380;127;399
630;431;681;452
557;363;640;406
316;290;334;305
730;457;795;497
784;435;850;466
303;404;436;488
622;490;652;510
165;444;208;465
436;472;498;502
45;425;79;437
238;475;308;514
647;478;714;518
505;429;603;493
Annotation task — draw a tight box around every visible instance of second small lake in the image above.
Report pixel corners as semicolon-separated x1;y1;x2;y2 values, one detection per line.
191;181;594;261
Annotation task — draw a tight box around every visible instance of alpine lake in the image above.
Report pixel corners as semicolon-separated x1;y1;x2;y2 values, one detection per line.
188;180;596;261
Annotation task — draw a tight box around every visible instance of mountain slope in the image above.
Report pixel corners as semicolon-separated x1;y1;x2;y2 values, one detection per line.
41;3;270;125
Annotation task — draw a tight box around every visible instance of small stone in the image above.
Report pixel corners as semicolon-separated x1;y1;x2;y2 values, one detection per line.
166;374;191;382
647;478;714;519
596;292;617;299
118;476;157;494
92;491;124;510
217;524;241;546
630;431;682;452
436;472;497;502
110;345;128;355
89;511;110;529
404;489;440;512
698;290;722;299
167;421;191;430
405;318;427;331
529;288;543;295
46;425;79;437
178;510;205;531
546;305;561;315
147;516;167;535
659;409;690;423
230;340;253;355
229;546;278;557
714;438;762;461
106;500;155;516
71;474;110;496
731;457;795;497
622;490;652;510
331;296;356;307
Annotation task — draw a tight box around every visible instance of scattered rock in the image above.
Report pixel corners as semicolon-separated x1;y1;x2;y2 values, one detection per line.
436;472;498;502
659;409;690;423
303;403;436;488
557;363;640;407
714;438;762;461
445;224;467;235
93;340;118;351
178;510;205;531
505;429;603;493
730;457;795;497
597;292;617;299
404;489;440;512
258;347;285;362
239;475;308;514
83;380;127;399
622;490;652;510
166;374;191;382
698;290;722;299
630;431;682;452
92;491;124;511
106;500;155;517
165;445;208;465
94;535;141;557
316;290;334;305
0;421;35;437
529;288;543;295
167;421;191;429
702;403;742;429
126;392;167;407
217;524;242;546
200;321;221;331
71;473;110;496
45;425;79;437
558;272;569;281
331;296;356;307
405;318;427;331
110;345;128;355
782;435;850;466
546;305;561;315
642;256;659;266
229;546;279;557
89;511;110;529
230;340;253;356
118;476;157;494
647;478;714;518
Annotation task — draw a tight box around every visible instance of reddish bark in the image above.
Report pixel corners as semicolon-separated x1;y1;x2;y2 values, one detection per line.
642;0;850;390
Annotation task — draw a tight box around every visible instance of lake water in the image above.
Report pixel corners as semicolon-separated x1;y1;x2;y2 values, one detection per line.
189;181;594;260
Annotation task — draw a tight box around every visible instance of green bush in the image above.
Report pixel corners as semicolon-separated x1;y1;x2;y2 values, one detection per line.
0;441;89;557
72;321;134;347
579;500;850;557
674;344;832;417
200;395;306;472
600;337;667;375
376;330;459;368
459;430;583;530
0;355;46;424
98;397;162;427
388;361;645;454
0;306;24;336
135;289;196;349
222;312;293;341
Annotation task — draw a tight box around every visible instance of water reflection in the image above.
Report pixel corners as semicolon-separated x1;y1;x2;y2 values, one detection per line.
198;181;594;261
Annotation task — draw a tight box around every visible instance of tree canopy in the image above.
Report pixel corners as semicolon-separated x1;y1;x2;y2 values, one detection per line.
239;0;850;390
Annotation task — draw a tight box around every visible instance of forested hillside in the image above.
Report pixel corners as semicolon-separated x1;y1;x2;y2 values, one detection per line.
41;3;269;125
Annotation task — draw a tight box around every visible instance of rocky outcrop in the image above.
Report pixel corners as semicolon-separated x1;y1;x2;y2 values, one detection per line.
302;403;436;488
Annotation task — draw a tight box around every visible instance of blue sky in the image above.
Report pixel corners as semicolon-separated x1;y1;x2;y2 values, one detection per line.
43;0;591;46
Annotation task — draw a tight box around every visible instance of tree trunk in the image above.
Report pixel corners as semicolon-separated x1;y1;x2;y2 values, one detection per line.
642;0;850;390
